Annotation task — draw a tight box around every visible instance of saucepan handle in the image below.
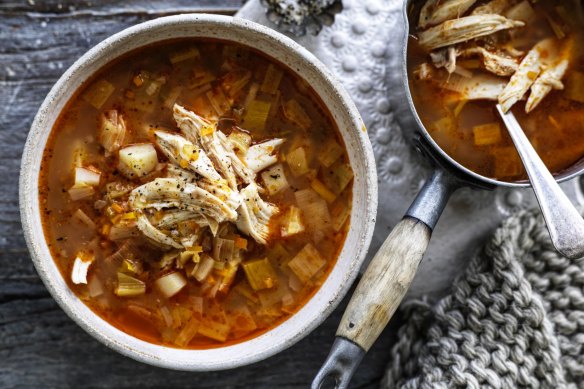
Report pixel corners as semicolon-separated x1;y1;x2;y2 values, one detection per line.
312;170;460;389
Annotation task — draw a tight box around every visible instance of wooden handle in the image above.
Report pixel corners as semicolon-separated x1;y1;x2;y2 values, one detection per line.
336;217;431;351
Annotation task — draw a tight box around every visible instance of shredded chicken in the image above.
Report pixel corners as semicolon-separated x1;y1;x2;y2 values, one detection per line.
499;39;555;112
130;178;239;223
526;60;569;113
136;214;183;249
154;130;222;182
418;14;525;51
98;110;127;156
430;47;457;74
155;209;208;229
236;182;279;245
173;104;255;189
414;63;507;101
459;46;519;77
419;0;478;29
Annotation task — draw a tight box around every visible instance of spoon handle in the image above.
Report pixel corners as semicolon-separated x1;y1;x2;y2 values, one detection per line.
496;104;584;259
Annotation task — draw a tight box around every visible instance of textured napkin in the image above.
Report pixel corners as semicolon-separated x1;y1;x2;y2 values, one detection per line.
381;208;584;388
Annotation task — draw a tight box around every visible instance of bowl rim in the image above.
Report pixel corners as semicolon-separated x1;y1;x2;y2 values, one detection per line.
19;14;378;371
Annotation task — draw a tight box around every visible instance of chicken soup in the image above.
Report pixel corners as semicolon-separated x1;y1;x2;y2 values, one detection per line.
408;0;584;181
39;39;353;348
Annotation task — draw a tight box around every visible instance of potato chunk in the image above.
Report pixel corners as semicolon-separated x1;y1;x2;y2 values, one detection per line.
118;143;158;178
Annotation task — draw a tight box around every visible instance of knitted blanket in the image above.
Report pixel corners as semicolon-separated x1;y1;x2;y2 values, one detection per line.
382;208;584;388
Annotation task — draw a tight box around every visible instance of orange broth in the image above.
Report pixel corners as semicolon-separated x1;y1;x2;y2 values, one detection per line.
408;0;584;182
39;39;353;349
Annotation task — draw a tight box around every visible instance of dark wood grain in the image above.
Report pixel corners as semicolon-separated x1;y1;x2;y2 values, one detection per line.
0;1;394;388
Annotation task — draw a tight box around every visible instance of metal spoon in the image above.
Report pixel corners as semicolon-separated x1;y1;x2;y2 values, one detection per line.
496;104;584;259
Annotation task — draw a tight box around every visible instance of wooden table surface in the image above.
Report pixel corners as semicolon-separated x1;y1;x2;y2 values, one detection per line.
0;1;398;387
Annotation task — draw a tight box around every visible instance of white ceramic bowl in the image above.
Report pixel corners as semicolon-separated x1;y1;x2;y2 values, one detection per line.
19;14;377;371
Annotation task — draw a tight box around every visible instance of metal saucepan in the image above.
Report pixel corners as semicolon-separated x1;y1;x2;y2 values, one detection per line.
312;1;584;388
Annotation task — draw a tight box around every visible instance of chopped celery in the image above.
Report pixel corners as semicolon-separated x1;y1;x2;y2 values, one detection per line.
234;281;259;304
294;188;332;232
286;147;310;177
109;221;138;240
243;258;278;291
162;86;183;109
331;199;350;232
74;166;101;187
282;99;311;130
473;123;502;146
99;110;127;155
121;256;143;275
83;79;115;109
87;275;103;297
260;64;284;94
179;246;203;266
218;263;238;294
72;209;96;230
566;71;584;103
191;65;216;85
174;317;200;347
243;83;260;110
118;143;159;178
288;273;303;292
505;0;537;23
68;185;95;201
242;98;272;132
321;160;354;195
194;254;215;282
115;272;146;297
493;147;523;179
545;13;566;39
155;272;187;298
213;238;235;262
198;319;230;342
228;307;257;337
127;305;152;320
310;179;336;203
127;73;165;112
318;139;344;168
169;47;200;64
453;100;468;118
261;163;289;195
192;296;204;314
71;253;94;284
269;243;290;269
258;282;287;308
431;116;454;134
145;77;165;96
228;130;252;156
171;306;192;329
282;292;295;308
159;306;173;327
287;243;326;283
222;68;252;97
206;87;231;116
280;206;305;237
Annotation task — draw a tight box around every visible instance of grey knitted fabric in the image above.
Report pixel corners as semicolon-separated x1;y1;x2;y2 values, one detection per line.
381;208;584;389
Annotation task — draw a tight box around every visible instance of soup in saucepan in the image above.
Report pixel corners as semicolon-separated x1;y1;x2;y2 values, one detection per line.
39;39;353;348
408;0;584;181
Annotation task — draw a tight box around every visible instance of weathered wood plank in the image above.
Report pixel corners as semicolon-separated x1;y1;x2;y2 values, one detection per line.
0;2;394;387
0;284;397;388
